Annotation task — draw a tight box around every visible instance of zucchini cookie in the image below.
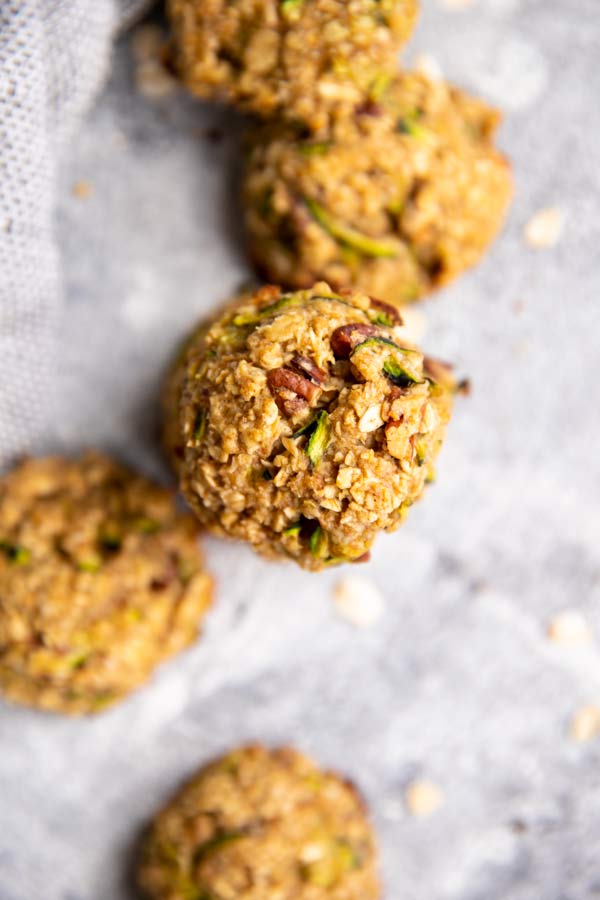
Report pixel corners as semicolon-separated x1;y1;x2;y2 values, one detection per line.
0;453;213;715
243;72;513;305
167;0;419;132
138;744;380;900
163;321;211;476
169;283;458;571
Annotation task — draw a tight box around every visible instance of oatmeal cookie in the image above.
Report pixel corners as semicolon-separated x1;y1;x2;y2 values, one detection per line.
170;283;458;570
168;0;419;132
0;453;213;714
138;744;380;900
243;72;512;305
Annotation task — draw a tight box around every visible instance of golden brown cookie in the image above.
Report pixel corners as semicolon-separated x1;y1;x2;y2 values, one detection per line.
138;744;380;900
168;283;458;570
0;452;213;714
168;0;419;132
243;72;512;305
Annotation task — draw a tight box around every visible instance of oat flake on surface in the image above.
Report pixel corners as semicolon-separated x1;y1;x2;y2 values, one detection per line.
547;611;593;646
405;779;444;817
439;0;477;9
524;207;564;248
570;706;600;743
333;576;386;627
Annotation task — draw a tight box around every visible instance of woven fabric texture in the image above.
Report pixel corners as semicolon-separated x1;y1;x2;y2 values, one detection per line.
0;0;147;468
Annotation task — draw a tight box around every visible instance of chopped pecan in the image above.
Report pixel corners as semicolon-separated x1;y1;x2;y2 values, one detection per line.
354;551;371;564
267;367;319;417
289;197;312;232
382;386;405;422
355;98;383;117
369;297;403;326
330;323;380;358
289;354;327;385
423;356;454;383
150;577;168;592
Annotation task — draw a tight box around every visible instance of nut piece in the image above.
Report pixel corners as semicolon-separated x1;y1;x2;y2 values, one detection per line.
359;405;385;434
331;323;380;358
570;705;600;743
290;354;328;385
524;207;564;248
267;367;319;416
547;610;593;646
405;779;444;817
333;576;385;627
369;298;403;326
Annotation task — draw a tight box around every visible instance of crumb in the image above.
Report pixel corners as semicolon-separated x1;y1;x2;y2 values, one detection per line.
439;0;477;8
547;610;593;646
333;576;385;627
413;53;444;82
131;25;164;62
72;180;92;200
524;207;564;248
405;779;444;817
358;406;385;434
570;705;600;743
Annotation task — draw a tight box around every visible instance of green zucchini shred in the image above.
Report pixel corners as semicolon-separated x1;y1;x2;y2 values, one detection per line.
382;357;422;388
397;109;427;139
233;293;302;326
309;525;329;560
298;141;331;157
281;0;304;17
283;521;302;537
193;408;208;442
305;197;399;258
194;831;245;865
306;410;331;467
0;540;30;565
76;557;102;573
132;516;160;534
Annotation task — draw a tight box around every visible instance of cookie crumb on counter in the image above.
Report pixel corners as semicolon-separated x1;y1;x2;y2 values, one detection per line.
524;207;564;248
547;610;593;646
333;576;385;627
405;779;444;817
72;180;92;199
439;0;477;9
570;705;600;743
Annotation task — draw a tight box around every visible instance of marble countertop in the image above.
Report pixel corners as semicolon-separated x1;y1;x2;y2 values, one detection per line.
1;1;599;898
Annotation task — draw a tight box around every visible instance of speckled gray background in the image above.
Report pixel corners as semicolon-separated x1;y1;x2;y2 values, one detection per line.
1;1;600;898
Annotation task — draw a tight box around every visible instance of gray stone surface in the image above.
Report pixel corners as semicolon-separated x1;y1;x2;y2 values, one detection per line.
1;1;600;898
